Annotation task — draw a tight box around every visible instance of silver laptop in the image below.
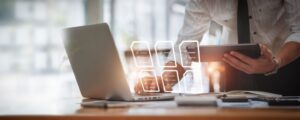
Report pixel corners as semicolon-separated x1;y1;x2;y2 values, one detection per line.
63;23;174;101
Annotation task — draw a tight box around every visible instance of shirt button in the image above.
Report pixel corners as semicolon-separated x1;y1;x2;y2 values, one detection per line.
253;32;257;35
249;16;252;19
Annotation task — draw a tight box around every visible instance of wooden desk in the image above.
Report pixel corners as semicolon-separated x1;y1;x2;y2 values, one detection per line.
0;77;299;120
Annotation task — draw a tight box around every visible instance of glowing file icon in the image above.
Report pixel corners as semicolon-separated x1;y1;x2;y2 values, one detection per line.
179;40;200;67
182;70;194;93
130;41;154;68
183;69;204;93
138;70;160;93
161;70;180;93
154;41;177;67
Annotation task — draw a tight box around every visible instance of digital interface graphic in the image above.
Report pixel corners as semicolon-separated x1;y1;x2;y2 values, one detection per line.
182;70;194;92
179;41;200;67
138;70;160;92
154;41;177;67
161;70;180;92
130;41;154;67
131;40;204;93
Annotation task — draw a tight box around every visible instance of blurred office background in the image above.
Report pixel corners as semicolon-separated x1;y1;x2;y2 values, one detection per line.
0;0;188;74
0;0;198;97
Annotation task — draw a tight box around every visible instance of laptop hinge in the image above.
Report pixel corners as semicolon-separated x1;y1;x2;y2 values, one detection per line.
107;92;125;101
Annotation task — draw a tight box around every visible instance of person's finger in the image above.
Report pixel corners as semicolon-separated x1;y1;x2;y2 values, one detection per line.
223;56;247;72
230;51;255;65
259;44;272;58
135;85;154;96
259;44;268;55
260;44;268;56
259;44;264;55
263;46;273;58
134;86;143;95
223;54;253;73
134;77;153;95
157;77;165;93
134;80;141;91
223;57;250;74
150;78;159;91
134;81;145;95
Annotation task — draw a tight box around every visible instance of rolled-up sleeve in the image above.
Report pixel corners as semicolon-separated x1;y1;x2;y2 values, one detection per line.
284;0;300;44
167;0;210;67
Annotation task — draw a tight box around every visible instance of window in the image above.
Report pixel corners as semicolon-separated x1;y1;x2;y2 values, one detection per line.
104;0;188;49
0;0;85;80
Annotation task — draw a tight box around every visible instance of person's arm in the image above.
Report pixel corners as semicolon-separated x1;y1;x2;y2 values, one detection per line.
276;42;300;68
135;0;210;95
279;0;300;68
222;42;300;75
222;0;300;75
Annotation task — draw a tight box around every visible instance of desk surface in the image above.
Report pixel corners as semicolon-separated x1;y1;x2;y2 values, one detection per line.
0;76;299;120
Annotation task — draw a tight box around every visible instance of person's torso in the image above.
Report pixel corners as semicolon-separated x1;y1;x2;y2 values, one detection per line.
204;0;290;53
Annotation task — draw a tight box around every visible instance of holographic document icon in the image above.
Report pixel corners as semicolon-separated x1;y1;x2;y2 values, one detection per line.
130;41;154;67
138;70;160;92
154;41;176;67
161;70;180;92
179;40;200;67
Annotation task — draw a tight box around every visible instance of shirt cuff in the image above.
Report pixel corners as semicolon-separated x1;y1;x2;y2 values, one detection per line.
285;33;300;44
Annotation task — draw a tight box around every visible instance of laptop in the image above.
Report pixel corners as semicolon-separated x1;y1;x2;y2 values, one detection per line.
63;23;174;101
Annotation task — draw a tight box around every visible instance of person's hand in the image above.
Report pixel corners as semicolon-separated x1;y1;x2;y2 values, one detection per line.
134;61;184;95
134;76;166;95
222;44;278;74
134;72;179;95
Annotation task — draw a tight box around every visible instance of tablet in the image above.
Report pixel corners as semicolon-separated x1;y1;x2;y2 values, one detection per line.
187;44;261;62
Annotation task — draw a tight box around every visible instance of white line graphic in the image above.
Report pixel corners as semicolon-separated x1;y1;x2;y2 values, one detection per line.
138;70;160;92
154;41;177;67
130;41;154;68
179;40;200;68
182;70;193;93
161;70;180;93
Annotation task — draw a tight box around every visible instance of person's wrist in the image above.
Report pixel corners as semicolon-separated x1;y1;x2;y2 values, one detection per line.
265;57;281;76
